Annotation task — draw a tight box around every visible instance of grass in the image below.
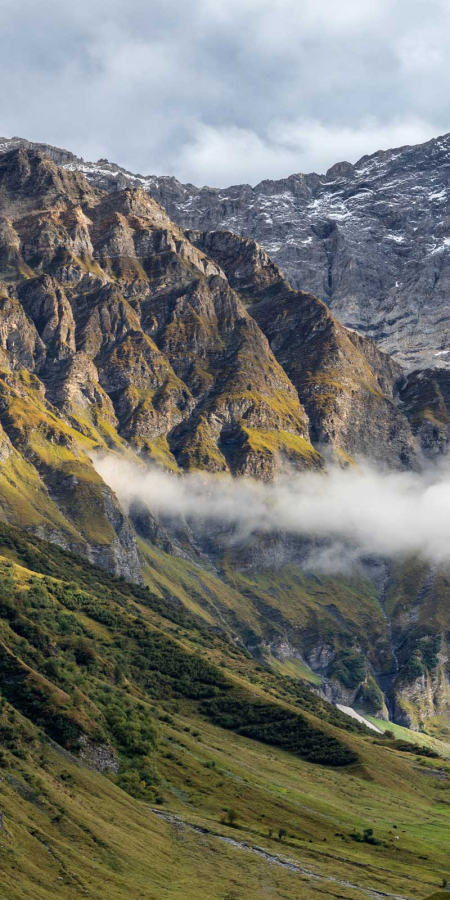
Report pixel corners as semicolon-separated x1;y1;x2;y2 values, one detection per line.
266;652;322;683
2;698;449;900
240;427;321;464
0;367;137;551
0;522;449;898
365;715;450;759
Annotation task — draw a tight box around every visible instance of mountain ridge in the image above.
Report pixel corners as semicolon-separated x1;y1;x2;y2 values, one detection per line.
3;131;450;369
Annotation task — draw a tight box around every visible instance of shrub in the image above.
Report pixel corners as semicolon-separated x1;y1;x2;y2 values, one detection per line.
222;808;238;827
350;827;383;846
74;638;97;670
202;696;358;767
374;738;439;758
357;677;385;713
331;650;366;690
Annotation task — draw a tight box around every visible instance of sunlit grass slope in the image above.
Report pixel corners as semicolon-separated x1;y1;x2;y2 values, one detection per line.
0;522;449;899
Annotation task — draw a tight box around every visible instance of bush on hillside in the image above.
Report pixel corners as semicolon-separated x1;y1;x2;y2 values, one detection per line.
201;696;358;767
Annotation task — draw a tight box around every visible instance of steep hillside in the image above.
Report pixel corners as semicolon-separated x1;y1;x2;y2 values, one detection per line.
0;521;450;900
4;132;450;369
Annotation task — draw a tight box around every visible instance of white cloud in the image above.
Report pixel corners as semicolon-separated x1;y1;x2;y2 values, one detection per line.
174;116;437;185
94;454;450;571
173;123;300;186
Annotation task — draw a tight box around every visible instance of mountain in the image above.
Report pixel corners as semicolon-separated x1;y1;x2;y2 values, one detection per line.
4;132;450;370
0;146;319;573
1;145;450;738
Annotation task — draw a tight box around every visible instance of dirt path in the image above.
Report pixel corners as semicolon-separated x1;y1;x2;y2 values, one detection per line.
150;808;413;900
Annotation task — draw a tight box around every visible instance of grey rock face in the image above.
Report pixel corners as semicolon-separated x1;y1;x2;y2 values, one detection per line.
6;132;450;370
144;134;450;372
78;736;120;774
393;666;450;731
321;680;359;707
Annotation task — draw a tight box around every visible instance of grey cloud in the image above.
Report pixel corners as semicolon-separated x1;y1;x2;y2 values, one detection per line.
1;0;449;184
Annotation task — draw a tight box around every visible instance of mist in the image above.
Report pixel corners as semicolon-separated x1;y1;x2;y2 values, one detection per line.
93;454;450;569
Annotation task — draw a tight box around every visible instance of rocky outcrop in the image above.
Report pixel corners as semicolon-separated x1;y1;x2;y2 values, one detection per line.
321;680;360;707
78;736;119;774
398;368;450;458
393;664;450;730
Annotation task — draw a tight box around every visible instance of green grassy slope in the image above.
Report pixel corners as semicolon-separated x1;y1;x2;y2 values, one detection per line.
137;539;388;677
0;523;449;899
138;536;450;736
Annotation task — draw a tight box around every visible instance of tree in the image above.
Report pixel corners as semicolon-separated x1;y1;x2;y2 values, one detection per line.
74;638;96;669
223;808;238;827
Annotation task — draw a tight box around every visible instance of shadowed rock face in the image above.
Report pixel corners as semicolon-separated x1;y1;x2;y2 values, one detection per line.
7;131;450;370
187;230;419;469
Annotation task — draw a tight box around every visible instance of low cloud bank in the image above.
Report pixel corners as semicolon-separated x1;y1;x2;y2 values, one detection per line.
94;455;450;567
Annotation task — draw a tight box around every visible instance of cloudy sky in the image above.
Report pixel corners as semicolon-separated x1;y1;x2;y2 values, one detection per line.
1;0;449;186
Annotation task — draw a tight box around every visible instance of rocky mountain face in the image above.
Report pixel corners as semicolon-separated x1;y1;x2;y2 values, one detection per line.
0;145;431;497
160;134;450;373
187;230;419;468
3;132;450;370
0;147;325;574
1;144;450;731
